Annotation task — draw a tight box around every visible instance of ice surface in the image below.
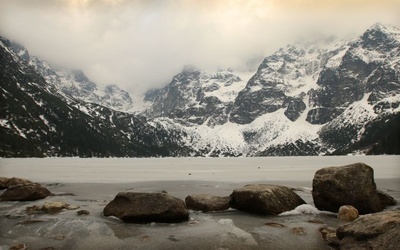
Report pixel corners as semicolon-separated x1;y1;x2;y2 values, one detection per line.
0;156;399;249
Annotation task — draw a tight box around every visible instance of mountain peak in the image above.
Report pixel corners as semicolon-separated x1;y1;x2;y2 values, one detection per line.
367;22;400;36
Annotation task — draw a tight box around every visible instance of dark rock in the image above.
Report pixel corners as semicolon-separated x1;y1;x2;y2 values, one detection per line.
10;243;28;250
377;190;397;207
336;210;400;249
185;194;230;212
77;210;90;216
103;192;189;223
0;183;51;201
312;163;383;214
284;98;306;121
6;177;33;187
229;184;306;215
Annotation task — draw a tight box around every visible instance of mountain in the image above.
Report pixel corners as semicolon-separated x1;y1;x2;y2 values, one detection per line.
145;23;400;156
1;23;399;157
0;37;194;157
10;42;135;112
144;66;252;127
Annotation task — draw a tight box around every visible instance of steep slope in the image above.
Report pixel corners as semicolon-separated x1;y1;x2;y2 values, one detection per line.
0;37;193;157
229;38;348;124
144;66;252;127
10;42;135;112
146;23;400;156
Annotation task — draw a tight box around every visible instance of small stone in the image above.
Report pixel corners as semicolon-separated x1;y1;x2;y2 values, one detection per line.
319;227;340;247
42;201;68;214
10;243;28;250
66;204;80;210
291;227;306;235
338;205;359;221
77;210;90;216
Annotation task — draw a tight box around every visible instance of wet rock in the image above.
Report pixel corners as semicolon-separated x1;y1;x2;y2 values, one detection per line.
26;202;77;214
0;183;51;201
43;202;79;213
10;243;28;250
338;205;359;221
0;177;34;190
312;163;383;214
291;227;306;235
77;210;90;216
336;210;400;249
185;194;230;212
319;227;340;249
103;192;189;223
377;190;397;207
229;184;306;215
6;177;33;187
42;201;68;214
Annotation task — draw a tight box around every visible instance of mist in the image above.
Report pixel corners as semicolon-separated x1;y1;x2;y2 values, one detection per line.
1;0;399;94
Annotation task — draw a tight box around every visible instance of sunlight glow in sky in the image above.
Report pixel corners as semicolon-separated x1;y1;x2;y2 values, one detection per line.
0;0;399;93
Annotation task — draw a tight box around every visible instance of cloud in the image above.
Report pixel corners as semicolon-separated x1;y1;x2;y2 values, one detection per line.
1;0;399;93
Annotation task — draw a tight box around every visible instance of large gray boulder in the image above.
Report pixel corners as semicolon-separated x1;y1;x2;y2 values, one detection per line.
0;183;52;201
229;184;306;215
336;210;400;249
185;194;230;212
103;192;189;223
312;163;383;214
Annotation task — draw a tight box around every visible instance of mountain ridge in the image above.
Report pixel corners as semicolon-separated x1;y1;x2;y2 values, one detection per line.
1;22;399;157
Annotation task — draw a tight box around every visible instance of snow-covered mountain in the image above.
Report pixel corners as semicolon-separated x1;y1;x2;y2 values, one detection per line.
144;66;253;127
0;37;194;157
145;23;400;156
9;42;135;112
1;23;399;157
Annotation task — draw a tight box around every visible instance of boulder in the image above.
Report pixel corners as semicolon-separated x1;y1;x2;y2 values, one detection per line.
0;177;34;190
103;192;189;223
185;194;230;212
0;183;51;201
336;210;400;249
6;177;33;187
337;205;359;221
229;184;306;215
377;190;397;207
312;163;383;214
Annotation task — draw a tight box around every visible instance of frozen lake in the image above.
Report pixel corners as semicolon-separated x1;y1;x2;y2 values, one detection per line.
1;155;399;249
0;155;399;183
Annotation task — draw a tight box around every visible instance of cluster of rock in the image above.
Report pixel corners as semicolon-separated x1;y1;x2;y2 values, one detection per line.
1;162;399;249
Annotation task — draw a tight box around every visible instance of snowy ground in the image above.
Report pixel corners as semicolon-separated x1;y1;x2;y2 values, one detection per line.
0;156;399;249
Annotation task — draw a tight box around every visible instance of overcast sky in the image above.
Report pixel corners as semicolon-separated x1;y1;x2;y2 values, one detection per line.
1;0;399;93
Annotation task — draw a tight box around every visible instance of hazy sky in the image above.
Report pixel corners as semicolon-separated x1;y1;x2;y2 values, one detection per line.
1;0;399;93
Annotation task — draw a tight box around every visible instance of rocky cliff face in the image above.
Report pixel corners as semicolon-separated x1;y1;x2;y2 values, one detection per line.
144;66;251;127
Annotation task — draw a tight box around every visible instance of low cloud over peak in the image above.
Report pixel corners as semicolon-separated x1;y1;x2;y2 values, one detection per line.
1;0;399;93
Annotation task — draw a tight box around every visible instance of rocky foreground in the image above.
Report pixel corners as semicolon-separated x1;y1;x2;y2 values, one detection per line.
0;162;399;249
